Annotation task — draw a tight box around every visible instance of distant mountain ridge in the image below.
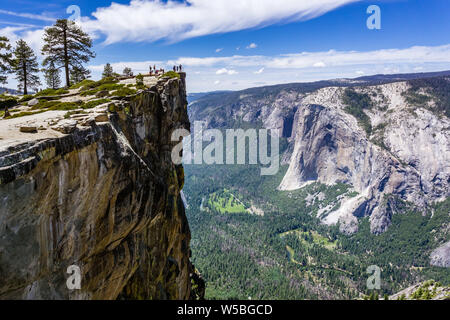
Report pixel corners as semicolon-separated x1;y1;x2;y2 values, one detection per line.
188;70;450;110
0;87;19;95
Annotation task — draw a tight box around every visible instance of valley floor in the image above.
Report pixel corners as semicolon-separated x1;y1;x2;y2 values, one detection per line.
184;163;450;300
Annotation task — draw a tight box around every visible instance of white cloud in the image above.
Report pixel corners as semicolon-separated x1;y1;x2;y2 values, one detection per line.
89;60;164;74
355;70;365;75
216;68;238;75
215;48;223;53
313;61;326;67
169;44;450;69
0;27;45;57
214;80;221;85
254;67;265;74
81;0;360;44
246;43;258;49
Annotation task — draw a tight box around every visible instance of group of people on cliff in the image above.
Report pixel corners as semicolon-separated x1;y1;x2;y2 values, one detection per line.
172;65;183;72
148;64;183;76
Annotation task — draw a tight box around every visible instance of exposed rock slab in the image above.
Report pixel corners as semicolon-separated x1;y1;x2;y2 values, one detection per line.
430;241;450;267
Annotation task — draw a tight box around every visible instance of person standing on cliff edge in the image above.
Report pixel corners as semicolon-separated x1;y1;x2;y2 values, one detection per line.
3;106;10;118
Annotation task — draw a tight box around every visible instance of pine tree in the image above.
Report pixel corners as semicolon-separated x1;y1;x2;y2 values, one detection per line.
11;39;41;95
43;61;61;89
70;65;91;84
0;36;12;84
102;63;113;78
42;19;95;87
122;67;133;77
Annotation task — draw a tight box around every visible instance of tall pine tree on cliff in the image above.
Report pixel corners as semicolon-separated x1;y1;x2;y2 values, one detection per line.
0;36;12;84
102;63;114;78
11;39;41;95
42;19;95;87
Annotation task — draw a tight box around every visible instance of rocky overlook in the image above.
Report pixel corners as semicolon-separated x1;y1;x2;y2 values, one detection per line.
0;73;199;299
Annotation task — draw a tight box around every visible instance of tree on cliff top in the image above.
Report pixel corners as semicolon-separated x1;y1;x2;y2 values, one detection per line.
43;61;61;90
123;67;133;77
70;65;91;84
102;63;114;78
42;19;95;87
0;36;12;84
11;39;41;95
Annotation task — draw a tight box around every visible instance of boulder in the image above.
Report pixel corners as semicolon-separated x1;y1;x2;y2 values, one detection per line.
51;119;78;134
80;117;96;127
94;113;109;123
19;126;38;133
28;98;39;106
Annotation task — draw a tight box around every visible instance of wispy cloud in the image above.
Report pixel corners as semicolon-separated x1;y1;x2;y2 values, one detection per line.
0;9;55;22
216;68;239;75
167;45;450;69
246;43;258;49
0;20;41;28
215;48;223;53
81;0;360;44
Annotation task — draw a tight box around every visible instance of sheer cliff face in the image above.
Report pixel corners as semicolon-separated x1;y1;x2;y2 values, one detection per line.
278;82;449;234
0;77;192;299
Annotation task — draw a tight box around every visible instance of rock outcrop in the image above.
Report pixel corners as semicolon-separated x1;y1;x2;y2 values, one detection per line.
0;75;195;299
278;82;449;234
430;241;450;268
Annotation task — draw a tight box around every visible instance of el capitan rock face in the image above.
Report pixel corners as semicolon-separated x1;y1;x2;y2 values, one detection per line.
0;76;195;299
277;82;449;234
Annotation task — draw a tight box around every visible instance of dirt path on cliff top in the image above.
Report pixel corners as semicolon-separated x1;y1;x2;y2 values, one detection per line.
0;110;67;151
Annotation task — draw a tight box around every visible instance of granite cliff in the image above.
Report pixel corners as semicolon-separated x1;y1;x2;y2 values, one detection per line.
0;74;199;299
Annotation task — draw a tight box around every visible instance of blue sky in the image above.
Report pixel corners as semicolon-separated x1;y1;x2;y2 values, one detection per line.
1;0;449;92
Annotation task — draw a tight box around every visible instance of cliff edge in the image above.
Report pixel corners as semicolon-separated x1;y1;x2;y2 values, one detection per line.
0;74;197;299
